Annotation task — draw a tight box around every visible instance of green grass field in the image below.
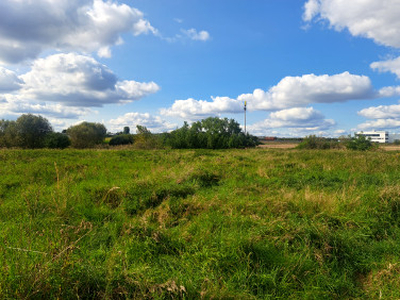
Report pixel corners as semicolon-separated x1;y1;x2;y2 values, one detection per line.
1;148;400;299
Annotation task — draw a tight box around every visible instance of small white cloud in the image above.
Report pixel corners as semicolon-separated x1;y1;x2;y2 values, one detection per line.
303;0;400;48
181;28;210;41
371;56;400;79
108;112;177;133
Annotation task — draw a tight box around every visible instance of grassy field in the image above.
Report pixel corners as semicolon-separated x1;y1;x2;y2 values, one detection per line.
1;148;400;299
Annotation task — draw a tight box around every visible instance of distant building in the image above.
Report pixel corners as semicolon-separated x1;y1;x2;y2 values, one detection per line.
356;131;388;143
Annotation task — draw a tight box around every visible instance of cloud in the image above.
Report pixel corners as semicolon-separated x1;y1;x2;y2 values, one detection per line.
240;72;375;110
248;107;335;135
161;72;375;120
371;57;400;79
0;67;23;92
358;103;400;119
160;96;242;120
0;97;93;119
303;0;400;48
16;53;159;107
357;119;400;131
0;0;157;63
181;29;210;41
357;102;400;131
108;112;177;133
0;53;159;119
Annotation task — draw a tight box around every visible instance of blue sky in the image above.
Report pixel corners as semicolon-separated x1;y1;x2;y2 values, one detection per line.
1;0;400;137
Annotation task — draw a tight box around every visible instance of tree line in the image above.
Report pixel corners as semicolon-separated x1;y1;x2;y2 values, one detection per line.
0;114;259;149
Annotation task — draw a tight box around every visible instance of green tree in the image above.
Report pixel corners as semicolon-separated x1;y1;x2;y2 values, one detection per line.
44;132;71;149
123;126;130;134
165;117;258;149
0;119;18;148
109;134;134;146
67;122;107;148
134;125;160;149
15;114;53;148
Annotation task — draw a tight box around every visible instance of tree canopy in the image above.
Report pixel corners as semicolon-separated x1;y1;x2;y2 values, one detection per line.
165;117;259;149
67;122;107;148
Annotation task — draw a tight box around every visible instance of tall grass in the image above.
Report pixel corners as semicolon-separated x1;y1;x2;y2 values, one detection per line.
1;148;400;298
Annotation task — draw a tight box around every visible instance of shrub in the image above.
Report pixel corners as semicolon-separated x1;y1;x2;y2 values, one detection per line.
345;134;375;151
133;125;162;149
44;132;71;149
296;135;340;150
67;122;107;148
109;134;134;146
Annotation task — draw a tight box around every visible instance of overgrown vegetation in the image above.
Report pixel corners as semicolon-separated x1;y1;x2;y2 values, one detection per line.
165;117;259;149
297;135;340;150
343;133;376;151
1;148;400;298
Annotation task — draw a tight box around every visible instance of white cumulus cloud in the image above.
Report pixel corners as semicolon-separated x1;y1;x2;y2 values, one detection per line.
17;53;159;107
161;72;376;120
160;96;242;120
358;103;400;119
240;72;375;111
0;0;157;63
108;112;177;133
181;28;210;41
248;107;335;136
303;0;400;48
0;53;159;119
371;57;400;79
357;119;400;131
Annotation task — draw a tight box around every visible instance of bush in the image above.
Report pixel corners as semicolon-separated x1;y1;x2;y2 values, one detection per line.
44;132;71;149
133;125;162;149
297;135;340;150
67;122;107;148
109;134;134;146
345;134;375;151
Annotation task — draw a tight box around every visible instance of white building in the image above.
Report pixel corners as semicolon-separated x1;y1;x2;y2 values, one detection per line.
356;131;389;143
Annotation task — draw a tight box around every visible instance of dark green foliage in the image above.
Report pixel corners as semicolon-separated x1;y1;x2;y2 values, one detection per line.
297;135;340;150
108;134;134;146
67;122;107;148
123;126;130;134
344;134;375;151
0;119;18;147
44;132;71;149
0;115;53;148
17;114;53;148
165;117;259;149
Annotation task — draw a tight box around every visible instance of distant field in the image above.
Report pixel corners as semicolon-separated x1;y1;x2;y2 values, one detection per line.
1;148;400;298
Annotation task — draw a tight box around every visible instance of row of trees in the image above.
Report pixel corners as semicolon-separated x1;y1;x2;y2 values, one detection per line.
0;115;258;149
0;114;106;149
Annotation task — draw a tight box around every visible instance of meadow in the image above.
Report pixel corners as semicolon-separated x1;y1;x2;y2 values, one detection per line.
1;148;400;299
